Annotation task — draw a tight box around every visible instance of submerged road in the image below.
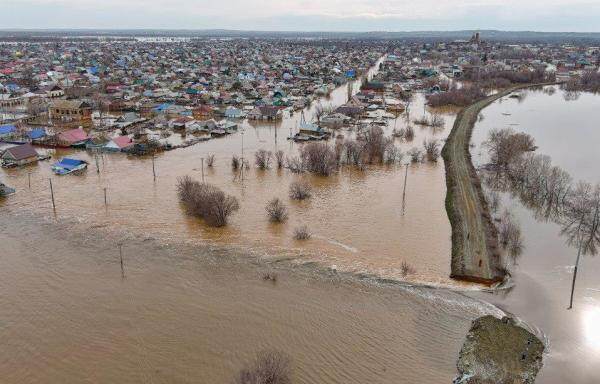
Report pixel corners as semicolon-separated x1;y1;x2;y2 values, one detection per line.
442;84;549;284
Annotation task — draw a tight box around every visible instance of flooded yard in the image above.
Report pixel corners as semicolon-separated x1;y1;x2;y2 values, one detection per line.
1;76;459;286
470;86;600;384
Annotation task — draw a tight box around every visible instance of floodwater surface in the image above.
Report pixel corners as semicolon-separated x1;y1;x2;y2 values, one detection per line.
1;68;457;285
470;86;600;384
0;209;501;384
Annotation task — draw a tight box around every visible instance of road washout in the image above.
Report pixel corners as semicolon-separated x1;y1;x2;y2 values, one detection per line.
442;84;550;285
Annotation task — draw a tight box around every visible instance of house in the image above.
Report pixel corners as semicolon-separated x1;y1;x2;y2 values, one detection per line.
45;84;64;98
49;100;92;121
104;136;134;152
0;124;16;139
56;128;90;147
1;143;39;166
27;128;47;143
224;106;244;119
114;112;144;128
247;105;282;120
321;113;351;128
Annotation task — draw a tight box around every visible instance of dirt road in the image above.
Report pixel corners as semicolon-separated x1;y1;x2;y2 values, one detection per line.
442;85;539;284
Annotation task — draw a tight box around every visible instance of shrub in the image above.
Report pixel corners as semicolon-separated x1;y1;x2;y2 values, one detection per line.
232;155;241;170
343;139;364;166
426;84;487;107
300;142;338;176
289;180;312;200
293;225;311;240
206;154;215;167
255;149;272;170
177;176;240;227
275;150;285;169
403;125;415;141
400;261;415;276
234;350;291;384
423;139;441;162
262;271;278;282
484;128;536;169
408;147;422;163
286;156;304;173
384;146;402;165
266;198;288;223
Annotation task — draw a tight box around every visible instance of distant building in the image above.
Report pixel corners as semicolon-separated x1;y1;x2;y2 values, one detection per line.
49;100;92;122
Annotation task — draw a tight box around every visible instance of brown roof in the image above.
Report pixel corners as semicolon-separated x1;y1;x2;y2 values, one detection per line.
3;143;38;161
50;100;91;110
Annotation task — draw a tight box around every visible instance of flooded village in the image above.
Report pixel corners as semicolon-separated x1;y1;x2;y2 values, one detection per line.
2;29;600;384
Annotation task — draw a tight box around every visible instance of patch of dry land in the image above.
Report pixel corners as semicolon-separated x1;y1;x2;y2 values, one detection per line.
455;315;544;384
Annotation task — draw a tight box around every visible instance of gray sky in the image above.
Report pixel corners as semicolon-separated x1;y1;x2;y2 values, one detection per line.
4;0;600;32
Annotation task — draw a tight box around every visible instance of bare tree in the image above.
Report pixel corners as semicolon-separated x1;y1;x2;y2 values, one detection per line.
408;147;422;163
286;156;304;174
275;150;285;169
234;350;291;384
177;176;240;227
255;149;272;170
423;139;441;162
266;198;288;223
293;225;311;240
561;182;600;309
206;154;215;167
289;181;312;200
232;155;241;170
300;142;338;176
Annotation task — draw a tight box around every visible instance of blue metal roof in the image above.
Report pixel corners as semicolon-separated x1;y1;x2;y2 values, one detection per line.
27;128;46;139
0;125;16;134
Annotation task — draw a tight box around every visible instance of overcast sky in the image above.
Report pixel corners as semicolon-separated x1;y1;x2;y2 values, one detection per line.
4;0;600;32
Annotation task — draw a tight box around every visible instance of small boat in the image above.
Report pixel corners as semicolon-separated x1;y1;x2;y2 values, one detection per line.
0;182;16;197
51;158;88;175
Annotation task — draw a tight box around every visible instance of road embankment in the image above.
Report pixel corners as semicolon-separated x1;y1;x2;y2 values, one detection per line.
442;84;550;285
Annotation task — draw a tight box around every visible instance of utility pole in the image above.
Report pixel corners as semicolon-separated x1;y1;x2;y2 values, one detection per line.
152;155;156;182
402;163;409;215
119;243;125;279
201;157;205;182
241;130;244;182
49;178;56;211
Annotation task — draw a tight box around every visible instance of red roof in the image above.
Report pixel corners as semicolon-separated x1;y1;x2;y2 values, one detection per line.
58;128;89;144
110;136;133;149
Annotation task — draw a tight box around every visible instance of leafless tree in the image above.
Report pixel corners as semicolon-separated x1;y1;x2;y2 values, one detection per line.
266;198;288;223
423;139;441;162
561;182;600;309
177;176;240;227
289;181;312;200
299;142;338;176
484;128;536;170
401;261;415;277
286;156;304;173
426;84;487;107
206;154;215;167
408;147;422;163
293;225;311;240
255;149;272;170
275;150;285;169
232;155;241;170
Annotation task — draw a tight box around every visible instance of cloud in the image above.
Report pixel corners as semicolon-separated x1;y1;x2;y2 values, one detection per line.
3;0;600;31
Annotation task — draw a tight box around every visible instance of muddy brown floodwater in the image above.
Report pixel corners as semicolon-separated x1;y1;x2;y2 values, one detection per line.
0;62;494;383
470;86;600;384
0;208;505;384
0;64;461;287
